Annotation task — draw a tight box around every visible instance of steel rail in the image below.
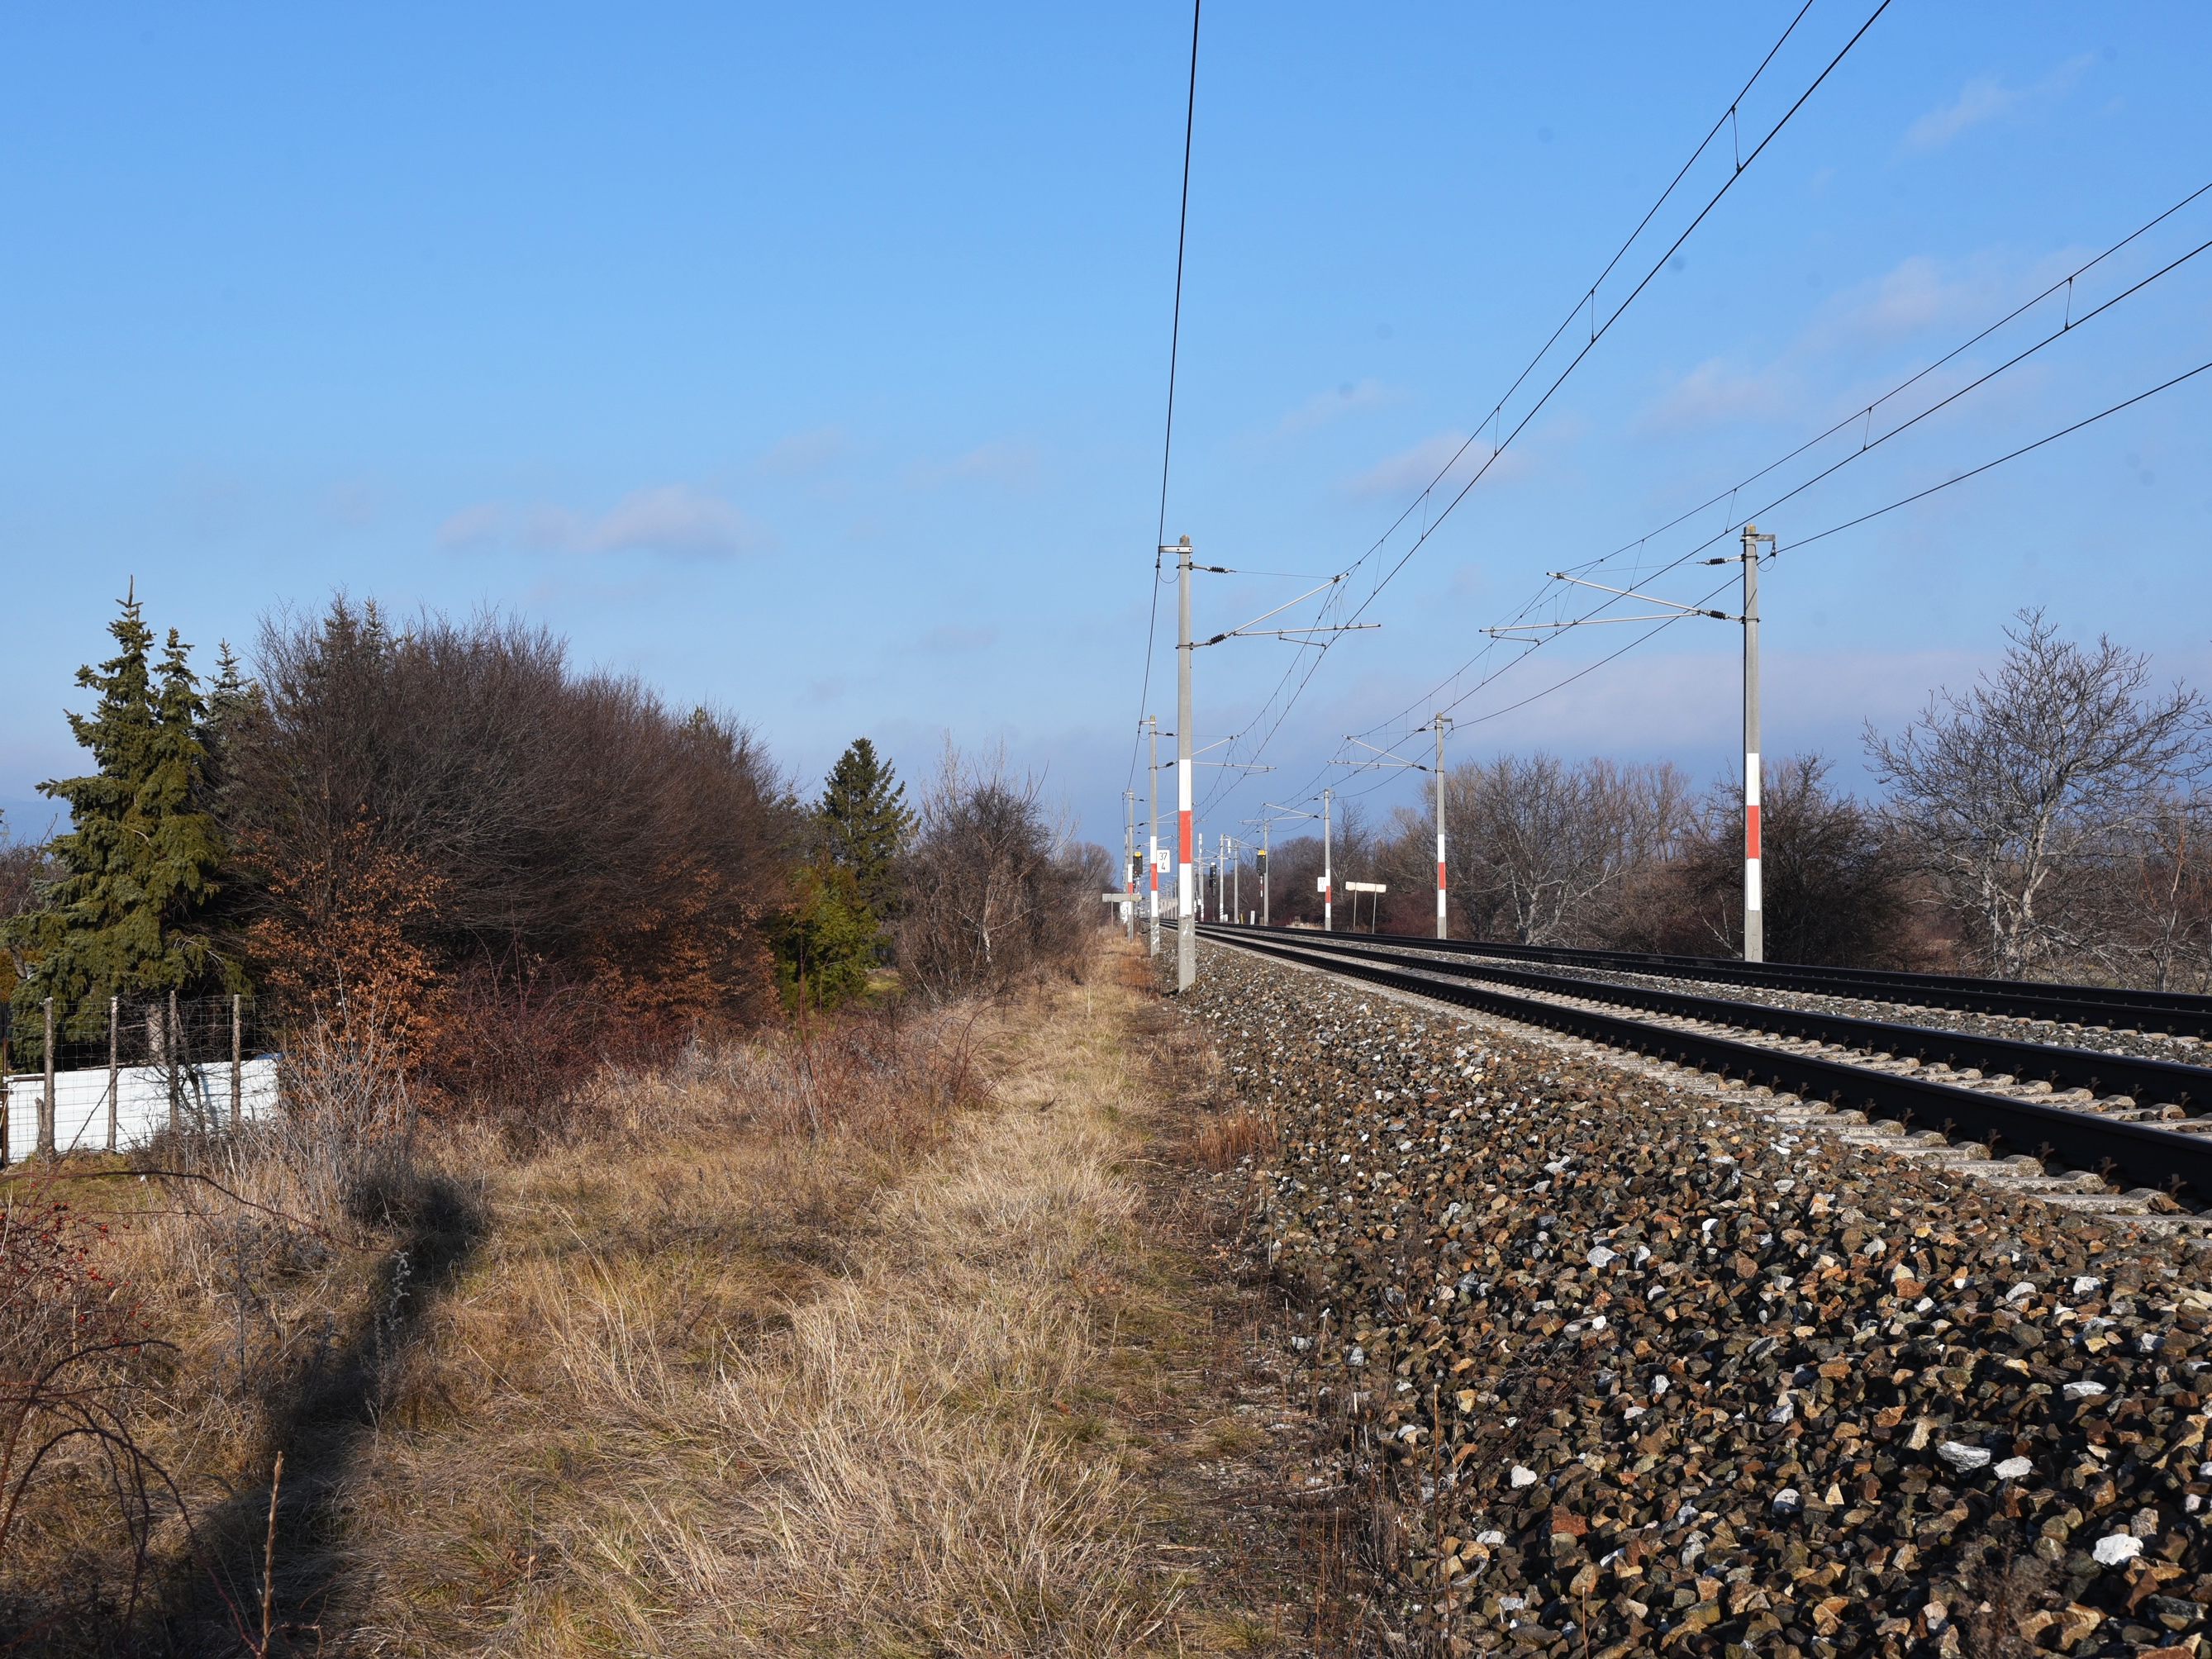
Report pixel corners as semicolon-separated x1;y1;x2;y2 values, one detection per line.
1201;925;2212;1113
1214;923;2212;1039
1200;928;2212;1204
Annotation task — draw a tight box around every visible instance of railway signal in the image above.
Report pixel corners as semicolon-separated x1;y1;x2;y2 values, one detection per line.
1254;802;1320;929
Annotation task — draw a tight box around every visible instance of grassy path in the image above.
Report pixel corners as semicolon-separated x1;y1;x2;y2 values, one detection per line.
310;947;1349;1655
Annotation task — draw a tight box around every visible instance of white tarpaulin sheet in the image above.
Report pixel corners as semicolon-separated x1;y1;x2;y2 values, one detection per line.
2;1057;281;1159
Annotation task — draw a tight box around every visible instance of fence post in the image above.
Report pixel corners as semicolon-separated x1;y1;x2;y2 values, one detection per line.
2;1007;11;1167
231;994;243;1131
107;996;120;1153
40;997;56;1157
167;989;181;1139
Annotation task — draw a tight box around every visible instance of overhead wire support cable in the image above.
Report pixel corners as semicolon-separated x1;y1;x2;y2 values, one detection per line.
1198;0;1892;814
1125;0;1203;795
1353;174;2212;755
1439;354;2212;734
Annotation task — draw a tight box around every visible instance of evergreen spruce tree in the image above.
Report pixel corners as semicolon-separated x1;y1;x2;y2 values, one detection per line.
6;592;230;1034
817;737;913;919
200;640;256;768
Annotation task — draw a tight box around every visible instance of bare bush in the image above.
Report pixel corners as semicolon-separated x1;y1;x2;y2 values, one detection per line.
1652;755;1924;965
2119;791;2212;991
690;1001;988;1156
262;1004;421;1228
0;1182;175;1638
892;745;1095;1001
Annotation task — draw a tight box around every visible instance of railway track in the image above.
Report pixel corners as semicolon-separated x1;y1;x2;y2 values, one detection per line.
1221;921;2212;1040
1196;924;2212;1212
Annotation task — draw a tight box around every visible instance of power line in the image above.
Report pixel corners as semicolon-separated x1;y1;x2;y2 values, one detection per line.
1349;180;2212;753
1262;335;2212;818
1126;0;1203;795
1439;353;2212;737
1199;0;1894;811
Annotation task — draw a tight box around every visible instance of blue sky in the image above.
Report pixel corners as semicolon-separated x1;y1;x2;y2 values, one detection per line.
3;2;2209;861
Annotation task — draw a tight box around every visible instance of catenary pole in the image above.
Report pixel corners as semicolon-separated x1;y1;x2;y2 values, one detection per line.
1175;537;1195;990
1231;834;1239;923
1322;788;1334;934
1123;789;1137;940
1147;716;1161;956
1741;523;1773;963
1434;715;1451;939
1261;819;1270;925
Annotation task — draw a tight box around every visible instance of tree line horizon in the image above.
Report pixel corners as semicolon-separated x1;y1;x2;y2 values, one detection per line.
1194;610;2212;989
0;588;1111;1103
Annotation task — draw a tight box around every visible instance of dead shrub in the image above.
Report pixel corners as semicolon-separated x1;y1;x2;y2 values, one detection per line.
700;1001;988;1157
893;744;1103;1001
260;1001;421;1229
0;1181;176;1640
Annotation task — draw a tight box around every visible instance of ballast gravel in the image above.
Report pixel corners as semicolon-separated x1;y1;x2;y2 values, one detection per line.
1399;944;2209;1072
1182;945;2212;1657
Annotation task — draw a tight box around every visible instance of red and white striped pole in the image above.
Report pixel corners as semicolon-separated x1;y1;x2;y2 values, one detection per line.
1147;716;1162;957
1322;787;1334;933
1124;788;1136;939
1175;537;1196;990
1434;715;1451;939
1741;523;1772;963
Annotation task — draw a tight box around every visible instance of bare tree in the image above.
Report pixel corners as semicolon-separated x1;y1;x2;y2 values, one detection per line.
1436;753;1689;944
1865;609;2206;979
2116;791;2212;991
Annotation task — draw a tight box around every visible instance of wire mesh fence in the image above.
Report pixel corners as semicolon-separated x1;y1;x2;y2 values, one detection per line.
1;993;283;1165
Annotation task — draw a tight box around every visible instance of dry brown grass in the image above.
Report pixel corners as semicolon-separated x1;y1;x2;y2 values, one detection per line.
0;1020;426;1652
5;945;1334;1654
1192;1106;1278;1171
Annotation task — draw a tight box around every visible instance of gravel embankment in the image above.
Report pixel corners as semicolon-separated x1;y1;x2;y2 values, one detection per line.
1185;944;2212;1657
1387;944;2210;1072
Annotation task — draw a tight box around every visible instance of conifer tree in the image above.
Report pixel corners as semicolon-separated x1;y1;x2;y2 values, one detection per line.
6;592;231;1031
200;640;256;768
817;737;914;919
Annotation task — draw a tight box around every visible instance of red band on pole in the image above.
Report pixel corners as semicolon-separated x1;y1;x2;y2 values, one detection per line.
1437;861;1447;891
1179;810;1192;863
1746;803;1761;859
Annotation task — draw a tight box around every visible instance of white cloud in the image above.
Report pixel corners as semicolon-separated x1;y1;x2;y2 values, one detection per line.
1901;55;2093;154
437;484;768;559
920;623;997;654
436;502;507;549
1639;359;1791;433
757;425;848;476
1341;432;1526;501
906;440;1039;490
1277;378;1397;436
1815;247;2080;349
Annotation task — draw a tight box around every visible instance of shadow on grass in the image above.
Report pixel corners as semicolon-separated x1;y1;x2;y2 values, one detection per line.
140;1172;483;1657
